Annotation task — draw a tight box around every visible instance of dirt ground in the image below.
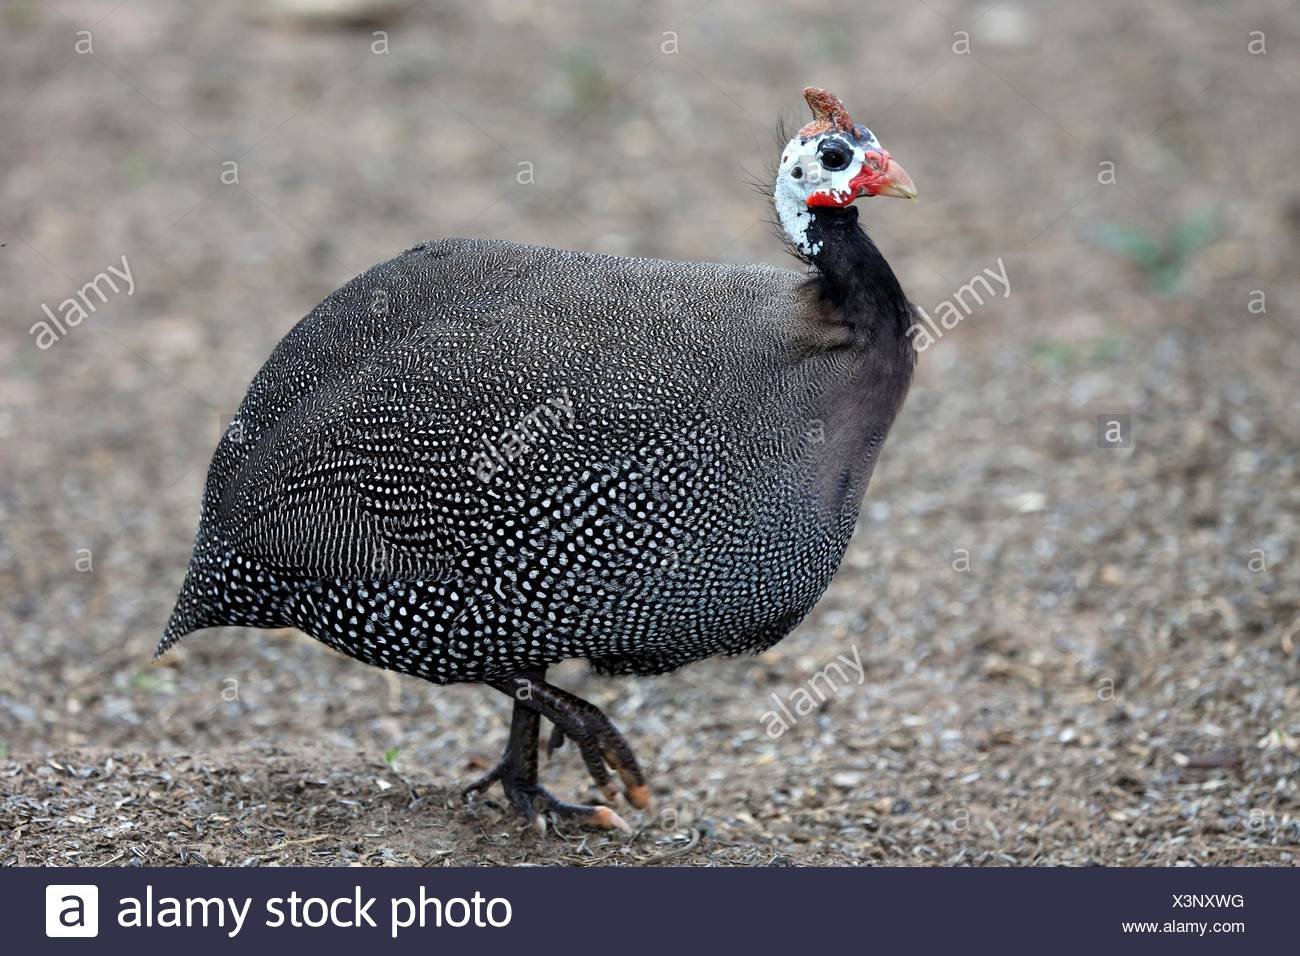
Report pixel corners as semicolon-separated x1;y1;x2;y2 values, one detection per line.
2;1;1298;866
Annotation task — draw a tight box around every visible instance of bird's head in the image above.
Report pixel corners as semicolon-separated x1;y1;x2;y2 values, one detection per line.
774;87;916;255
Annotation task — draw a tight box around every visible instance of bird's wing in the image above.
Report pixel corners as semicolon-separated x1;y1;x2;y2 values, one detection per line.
207;238;804;590
217;337;491;582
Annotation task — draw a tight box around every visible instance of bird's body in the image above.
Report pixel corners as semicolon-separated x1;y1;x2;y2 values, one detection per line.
163;88;920;831
165;236;913;681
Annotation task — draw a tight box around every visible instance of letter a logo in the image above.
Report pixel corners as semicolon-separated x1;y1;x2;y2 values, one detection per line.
46;885;99;937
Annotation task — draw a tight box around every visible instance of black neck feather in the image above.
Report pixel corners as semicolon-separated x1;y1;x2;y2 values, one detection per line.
805;206;913;342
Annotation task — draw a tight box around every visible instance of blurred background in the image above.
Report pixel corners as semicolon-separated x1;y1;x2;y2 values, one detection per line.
1;0;1297;865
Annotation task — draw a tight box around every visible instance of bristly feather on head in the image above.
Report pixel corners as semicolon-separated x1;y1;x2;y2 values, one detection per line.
747;110;815;266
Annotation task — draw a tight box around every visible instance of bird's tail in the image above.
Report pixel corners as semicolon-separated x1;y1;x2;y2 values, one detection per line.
157;554;221;658
158;566;208;658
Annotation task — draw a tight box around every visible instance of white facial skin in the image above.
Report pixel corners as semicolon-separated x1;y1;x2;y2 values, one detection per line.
773;127;882;256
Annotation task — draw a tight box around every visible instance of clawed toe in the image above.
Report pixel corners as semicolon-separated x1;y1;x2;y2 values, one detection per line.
621;781;653;810
532;788;633;833
587;725;652;810
465;774;632;834
461;764;502;799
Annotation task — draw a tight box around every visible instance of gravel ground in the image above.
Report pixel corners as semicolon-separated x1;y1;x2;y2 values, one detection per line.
2;1;1298;866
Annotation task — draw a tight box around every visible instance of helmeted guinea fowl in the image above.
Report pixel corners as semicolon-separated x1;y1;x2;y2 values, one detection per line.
161;87;919;833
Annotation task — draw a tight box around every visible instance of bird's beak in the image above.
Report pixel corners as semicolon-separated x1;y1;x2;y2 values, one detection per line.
852;150;918;200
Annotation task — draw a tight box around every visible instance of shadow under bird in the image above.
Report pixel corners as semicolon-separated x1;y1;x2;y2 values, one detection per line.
162;87;920;833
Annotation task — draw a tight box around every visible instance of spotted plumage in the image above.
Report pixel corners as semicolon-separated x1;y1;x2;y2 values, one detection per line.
162;87;920;831
164;237;906;675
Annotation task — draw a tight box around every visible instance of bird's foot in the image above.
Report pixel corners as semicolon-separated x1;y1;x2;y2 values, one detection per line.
531;684;652;811
462;687;635;835
462;760;631;835
545;720;650;810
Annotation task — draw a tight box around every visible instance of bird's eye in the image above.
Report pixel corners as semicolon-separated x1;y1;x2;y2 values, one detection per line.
819;142;851;171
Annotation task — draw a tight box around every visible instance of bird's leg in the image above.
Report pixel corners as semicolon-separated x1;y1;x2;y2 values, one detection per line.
497;673;652;812
461;693;546;826
462;669;634;833
547;722;621;805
